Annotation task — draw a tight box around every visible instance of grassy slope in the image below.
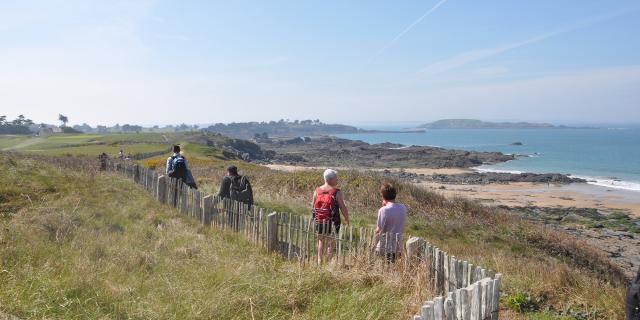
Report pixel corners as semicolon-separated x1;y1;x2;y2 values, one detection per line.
0;155;412;319
0;134;169;157
1;133;628;319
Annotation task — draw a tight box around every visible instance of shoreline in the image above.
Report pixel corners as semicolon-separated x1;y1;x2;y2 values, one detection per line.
474;165;640;193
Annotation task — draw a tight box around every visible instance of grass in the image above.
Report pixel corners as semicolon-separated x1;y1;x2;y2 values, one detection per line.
165;145;627;319
0;132;630;319
0;133;171;158
0;135;29;150
0;154;419;319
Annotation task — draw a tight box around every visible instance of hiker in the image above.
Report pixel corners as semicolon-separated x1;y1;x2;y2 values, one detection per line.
372;182;407;263
217;165;253;230
216;165;253;206
98;152;108;171
166;145;197;189
312;169;350;264
627;266;640;319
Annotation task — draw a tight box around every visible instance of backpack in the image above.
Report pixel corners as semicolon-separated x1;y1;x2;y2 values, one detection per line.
168;155;187;179
230;175;252;204
313;187;339;223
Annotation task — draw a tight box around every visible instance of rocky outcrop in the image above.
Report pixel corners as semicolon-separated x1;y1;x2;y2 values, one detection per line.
379;170;585;185
262;136;514;168
424;172;586;184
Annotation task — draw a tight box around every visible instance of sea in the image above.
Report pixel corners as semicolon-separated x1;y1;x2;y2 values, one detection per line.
337;125;640;193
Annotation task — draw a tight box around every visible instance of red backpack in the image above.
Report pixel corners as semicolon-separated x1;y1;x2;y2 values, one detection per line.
313;187;339;223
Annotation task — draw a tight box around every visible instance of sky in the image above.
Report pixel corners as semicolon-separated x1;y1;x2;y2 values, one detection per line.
1;0;639;126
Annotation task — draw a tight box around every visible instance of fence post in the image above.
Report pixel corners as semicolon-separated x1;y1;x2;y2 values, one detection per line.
433;296;444;319
202;195;213;225
267;212;278;252
421;301;434;320
157;175;167;203
406;236;426;262
444;294;455;320
470;282;481;320
491;274;502;320
133;164;140;183
461;287;471;320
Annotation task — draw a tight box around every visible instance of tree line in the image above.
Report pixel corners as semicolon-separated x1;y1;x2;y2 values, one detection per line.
0;115;35;134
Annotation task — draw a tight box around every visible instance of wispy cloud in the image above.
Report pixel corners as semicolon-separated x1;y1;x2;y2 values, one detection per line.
366;0;449;64
417;6;640;76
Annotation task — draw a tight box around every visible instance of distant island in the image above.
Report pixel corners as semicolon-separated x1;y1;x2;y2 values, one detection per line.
417;119;595;129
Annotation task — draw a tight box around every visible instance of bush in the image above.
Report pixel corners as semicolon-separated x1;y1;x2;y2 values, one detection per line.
61;126;82;134
506;292;539;313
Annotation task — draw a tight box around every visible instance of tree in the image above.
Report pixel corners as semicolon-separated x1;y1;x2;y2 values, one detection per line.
0;115;6;126
16;114;26;125
58;114;69;127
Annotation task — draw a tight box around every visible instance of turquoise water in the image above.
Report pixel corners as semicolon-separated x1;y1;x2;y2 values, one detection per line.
338;128;640;192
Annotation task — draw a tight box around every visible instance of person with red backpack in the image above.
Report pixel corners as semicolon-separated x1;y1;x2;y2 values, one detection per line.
312;169;350;264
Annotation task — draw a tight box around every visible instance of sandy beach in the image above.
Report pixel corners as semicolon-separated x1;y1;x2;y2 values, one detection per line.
419;181;640;217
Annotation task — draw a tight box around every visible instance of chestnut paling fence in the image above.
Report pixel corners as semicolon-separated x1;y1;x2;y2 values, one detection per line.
106;159;502;320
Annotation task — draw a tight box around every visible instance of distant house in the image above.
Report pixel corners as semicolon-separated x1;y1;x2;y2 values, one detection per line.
38;126;62;136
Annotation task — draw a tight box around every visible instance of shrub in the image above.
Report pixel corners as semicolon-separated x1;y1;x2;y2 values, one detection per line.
506;292;539;313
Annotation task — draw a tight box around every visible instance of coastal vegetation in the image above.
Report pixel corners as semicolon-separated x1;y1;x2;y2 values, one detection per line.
0;154;414;319
0;132;630;319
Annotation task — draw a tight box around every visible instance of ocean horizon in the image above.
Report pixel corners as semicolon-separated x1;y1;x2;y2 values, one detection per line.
338;126;640;192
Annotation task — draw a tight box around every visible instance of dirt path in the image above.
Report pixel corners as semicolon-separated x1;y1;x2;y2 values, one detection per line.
1;137;43;151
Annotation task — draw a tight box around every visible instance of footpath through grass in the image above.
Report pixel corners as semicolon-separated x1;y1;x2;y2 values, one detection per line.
0;154;411;319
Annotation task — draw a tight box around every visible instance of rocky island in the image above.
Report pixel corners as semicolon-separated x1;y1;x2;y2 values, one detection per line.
417;119;596;129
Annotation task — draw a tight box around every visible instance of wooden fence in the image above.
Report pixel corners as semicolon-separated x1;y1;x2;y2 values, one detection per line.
106;160;502;319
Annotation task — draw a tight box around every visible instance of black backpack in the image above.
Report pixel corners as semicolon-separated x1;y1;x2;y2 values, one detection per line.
230;175;253;204
168;155;187;179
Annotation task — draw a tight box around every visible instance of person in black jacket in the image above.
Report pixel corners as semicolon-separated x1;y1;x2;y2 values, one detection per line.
217;166;252;204
627;266;640;320
217;165;253;230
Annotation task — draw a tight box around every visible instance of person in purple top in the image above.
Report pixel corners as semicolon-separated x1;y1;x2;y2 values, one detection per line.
373;182;407;263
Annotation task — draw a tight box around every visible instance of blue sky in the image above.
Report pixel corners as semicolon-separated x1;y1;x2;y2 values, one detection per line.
1;0;639;125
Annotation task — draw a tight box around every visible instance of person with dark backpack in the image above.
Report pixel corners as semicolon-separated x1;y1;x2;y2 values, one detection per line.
166;145;197;189
217;165;253;230
217;165;253;206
